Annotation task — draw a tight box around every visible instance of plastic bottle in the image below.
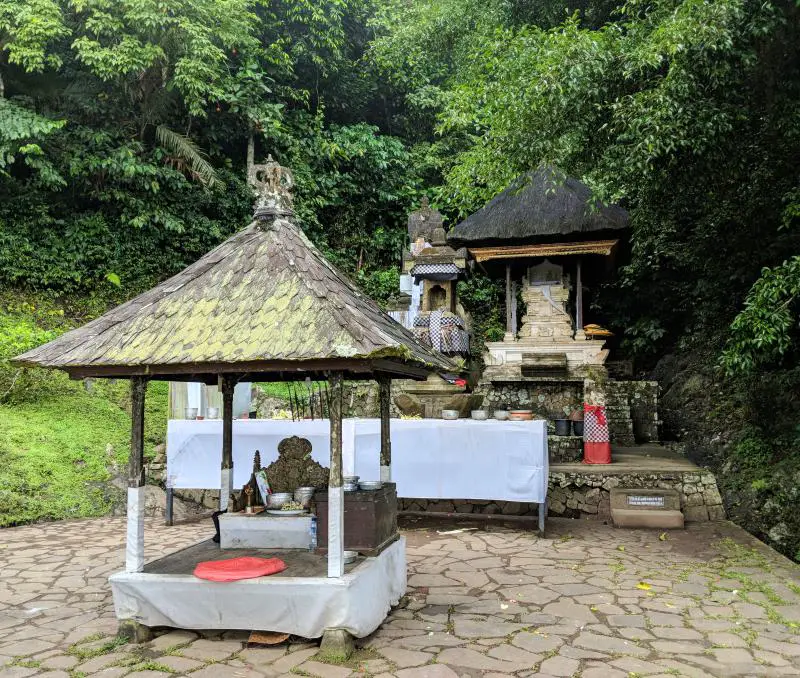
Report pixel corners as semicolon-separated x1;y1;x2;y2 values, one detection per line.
309;514;317;552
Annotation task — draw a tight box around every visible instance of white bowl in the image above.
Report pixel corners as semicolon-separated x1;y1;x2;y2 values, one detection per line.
471;410;488;420
493;410;509;421
441;409;460;420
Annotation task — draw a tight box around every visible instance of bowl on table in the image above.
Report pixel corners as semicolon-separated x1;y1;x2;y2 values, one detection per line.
359;481;383;491
509;410;533;421
266;492;293;508
206;407;219;419
343;550;358;564
441;409;459;420
493;410;509;421
184;407;198;420
471;410;488;421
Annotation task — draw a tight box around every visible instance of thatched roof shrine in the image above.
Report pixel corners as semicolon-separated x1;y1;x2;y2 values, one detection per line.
15;159;454;383
447;166;628;248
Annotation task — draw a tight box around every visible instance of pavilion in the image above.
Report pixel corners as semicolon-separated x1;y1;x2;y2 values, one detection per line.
14;157;454;640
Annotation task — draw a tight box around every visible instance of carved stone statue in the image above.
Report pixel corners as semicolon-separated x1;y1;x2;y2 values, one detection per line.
264;436;329;493
249;154;294;219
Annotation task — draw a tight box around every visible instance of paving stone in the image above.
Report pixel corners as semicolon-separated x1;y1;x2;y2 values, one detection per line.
709;647;754;664
157;655;206;672
299;660;354;678
653;626;703;640
189;665;265;678
500;585;560;605
650;640;705;654
271;647;319;672
148;629;198;651
607;614;646;628
377;647;432;668
395;665;460;678
538;656;579;676
541;600;598;624
180;637;243;661
40;654;79;669
437;647;521;672
239;646;288;666
486;643;543;669
573;632;650;657
453;617;526;638
511;631;563;654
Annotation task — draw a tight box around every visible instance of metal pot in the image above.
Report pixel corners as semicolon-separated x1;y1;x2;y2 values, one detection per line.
294;487;316;507
494;410;509;421
554;419;571;436
441;409;459;420
471;410;488;420
206;407;219;419
184;407;198;420
571;420;585;437
343;482;359;492
266;492;293;508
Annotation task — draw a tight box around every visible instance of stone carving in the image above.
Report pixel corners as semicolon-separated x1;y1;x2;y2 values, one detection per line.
407;197;444;241
264;436;329;493
249;154;294;219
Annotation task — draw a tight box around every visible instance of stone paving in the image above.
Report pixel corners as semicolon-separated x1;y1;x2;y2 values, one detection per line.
2;517;800;677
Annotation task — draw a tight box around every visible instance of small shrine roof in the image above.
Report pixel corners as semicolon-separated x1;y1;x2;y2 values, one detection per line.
447;166;628;247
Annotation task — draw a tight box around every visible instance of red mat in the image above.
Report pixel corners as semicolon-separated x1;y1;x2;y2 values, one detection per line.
193;557;287;582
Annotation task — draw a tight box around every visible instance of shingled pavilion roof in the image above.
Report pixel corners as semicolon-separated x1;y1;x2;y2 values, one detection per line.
15;161;455;382
447;166;628;248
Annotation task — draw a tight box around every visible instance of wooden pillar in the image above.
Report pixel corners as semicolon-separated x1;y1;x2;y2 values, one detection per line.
328;372;344;578
127;376;147;573
378;375;392;482
505;263;512;338
575;259;585;339
220;375;235;511
511;280;518;336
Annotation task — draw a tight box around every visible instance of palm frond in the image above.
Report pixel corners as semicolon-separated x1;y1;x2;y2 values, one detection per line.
155;124;222;189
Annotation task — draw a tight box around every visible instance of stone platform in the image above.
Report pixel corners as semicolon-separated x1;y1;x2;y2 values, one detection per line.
399;445;726;522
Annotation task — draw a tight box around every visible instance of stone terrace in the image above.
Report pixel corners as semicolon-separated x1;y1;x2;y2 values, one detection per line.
2;517;800;677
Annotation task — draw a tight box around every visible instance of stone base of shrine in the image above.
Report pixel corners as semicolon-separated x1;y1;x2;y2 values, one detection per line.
398;446;726;523
109;537;406;638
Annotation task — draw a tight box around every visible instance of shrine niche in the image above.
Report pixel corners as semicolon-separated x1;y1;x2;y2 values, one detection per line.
264;436;329;493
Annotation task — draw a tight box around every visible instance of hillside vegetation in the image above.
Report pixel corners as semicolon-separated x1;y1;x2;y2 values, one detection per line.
1;0;799;558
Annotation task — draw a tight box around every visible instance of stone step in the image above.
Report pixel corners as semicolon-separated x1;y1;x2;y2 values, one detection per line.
610;488;684;529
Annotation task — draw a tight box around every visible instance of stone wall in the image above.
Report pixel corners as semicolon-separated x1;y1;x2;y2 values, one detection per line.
476;381;582;419
607;380;660;443
549;435;583;463
398;469;726;522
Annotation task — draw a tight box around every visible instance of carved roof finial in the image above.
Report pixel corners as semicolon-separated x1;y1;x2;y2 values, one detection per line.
248;154;294;221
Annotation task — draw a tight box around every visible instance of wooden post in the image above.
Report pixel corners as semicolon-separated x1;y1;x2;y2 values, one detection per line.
328;372;344;578
127;376;147;573
511;280;518;336
378;375;392;482
505;263;512;339
220;375;235;511
575;259;585;339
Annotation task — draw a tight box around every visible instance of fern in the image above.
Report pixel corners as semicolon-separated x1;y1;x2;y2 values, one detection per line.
154;124;222;189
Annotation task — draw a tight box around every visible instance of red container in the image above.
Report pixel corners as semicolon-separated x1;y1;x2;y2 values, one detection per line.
583;404;611;464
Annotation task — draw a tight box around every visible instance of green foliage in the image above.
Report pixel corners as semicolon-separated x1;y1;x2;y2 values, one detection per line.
722;257;800;375
356;268;400;308
457;273;505;362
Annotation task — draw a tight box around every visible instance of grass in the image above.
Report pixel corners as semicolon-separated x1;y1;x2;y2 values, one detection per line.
0;375;168;527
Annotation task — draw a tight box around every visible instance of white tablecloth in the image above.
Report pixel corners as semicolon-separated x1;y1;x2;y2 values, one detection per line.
166;418;547;503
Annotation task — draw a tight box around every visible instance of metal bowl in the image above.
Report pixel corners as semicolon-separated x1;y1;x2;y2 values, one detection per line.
344;550;358;564
343;482;359;492
266;492;293;508
471;410;488;420
343;475;360;484
441;409;459;420
493;410;509;421
206;407;219;419
184;407;198;420
359;481;383;491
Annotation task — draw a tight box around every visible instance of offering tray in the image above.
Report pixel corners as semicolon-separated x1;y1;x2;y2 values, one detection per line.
266;509;308;516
